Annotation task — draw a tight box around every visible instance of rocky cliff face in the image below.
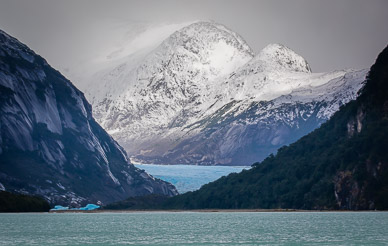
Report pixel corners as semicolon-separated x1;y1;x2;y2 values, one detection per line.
332;45;388;210
86;21;367;165
0;30;177;206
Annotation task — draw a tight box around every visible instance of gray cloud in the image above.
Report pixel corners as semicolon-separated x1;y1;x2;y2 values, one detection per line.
0;0;387;74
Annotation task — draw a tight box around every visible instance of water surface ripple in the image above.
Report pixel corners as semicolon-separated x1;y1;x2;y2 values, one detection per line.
0;212;387;245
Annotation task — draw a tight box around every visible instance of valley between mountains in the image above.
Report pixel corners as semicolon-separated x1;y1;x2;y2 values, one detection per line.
1;20;385;210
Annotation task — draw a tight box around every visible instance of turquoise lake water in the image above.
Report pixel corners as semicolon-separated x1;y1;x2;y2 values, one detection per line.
134;164;249;193
0;212;387;245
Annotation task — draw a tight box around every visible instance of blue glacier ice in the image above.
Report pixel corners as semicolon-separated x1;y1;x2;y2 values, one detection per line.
50;204;100;211
134;164;250;193
50;205;69;211
79;204;100;210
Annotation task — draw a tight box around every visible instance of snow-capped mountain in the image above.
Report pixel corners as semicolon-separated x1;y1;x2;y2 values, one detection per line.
0;29;177;206
91;22;254;153
86;21;367;165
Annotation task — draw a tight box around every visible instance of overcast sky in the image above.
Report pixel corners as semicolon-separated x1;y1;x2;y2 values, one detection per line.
0;0;387;74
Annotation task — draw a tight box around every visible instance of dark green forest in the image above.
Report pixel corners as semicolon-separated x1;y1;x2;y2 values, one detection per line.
103;194;170;210
0;191;50;212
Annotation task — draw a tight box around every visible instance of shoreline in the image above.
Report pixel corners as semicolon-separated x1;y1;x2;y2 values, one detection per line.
47;209;386;213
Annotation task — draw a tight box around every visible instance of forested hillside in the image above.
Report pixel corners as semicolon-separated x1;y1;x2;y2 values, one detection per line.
163;46;388;210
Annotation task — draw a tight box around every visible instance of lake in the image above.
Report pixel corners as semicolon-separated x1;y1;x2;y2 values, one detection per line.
134;164;249;193
0;212;387;245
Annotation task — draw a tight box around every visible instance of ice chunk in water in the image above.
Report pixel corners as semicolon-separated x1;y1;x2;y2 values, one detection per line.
79;204;100;210
50;205;69;211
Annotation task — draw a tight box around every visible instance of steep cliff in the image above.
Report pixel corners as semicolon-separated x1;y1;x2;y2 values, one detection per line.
0;30;177;206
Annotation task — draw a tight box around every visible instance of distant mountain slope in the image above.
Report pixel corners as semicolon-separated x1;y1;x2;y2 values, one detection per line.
164;46;388;210
0;30;177;206
144;69;366;165
87;21;366;165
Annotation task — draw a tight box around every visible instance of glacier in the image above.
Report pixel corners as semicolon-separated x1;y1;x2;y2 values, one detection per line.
134;164;249;193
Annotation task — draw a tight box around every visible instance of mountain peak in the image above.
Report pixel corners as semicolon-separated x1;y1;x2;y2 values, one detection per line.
172;21;253;54
125;21;255;102
257;43;312;73
152;21;254;78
